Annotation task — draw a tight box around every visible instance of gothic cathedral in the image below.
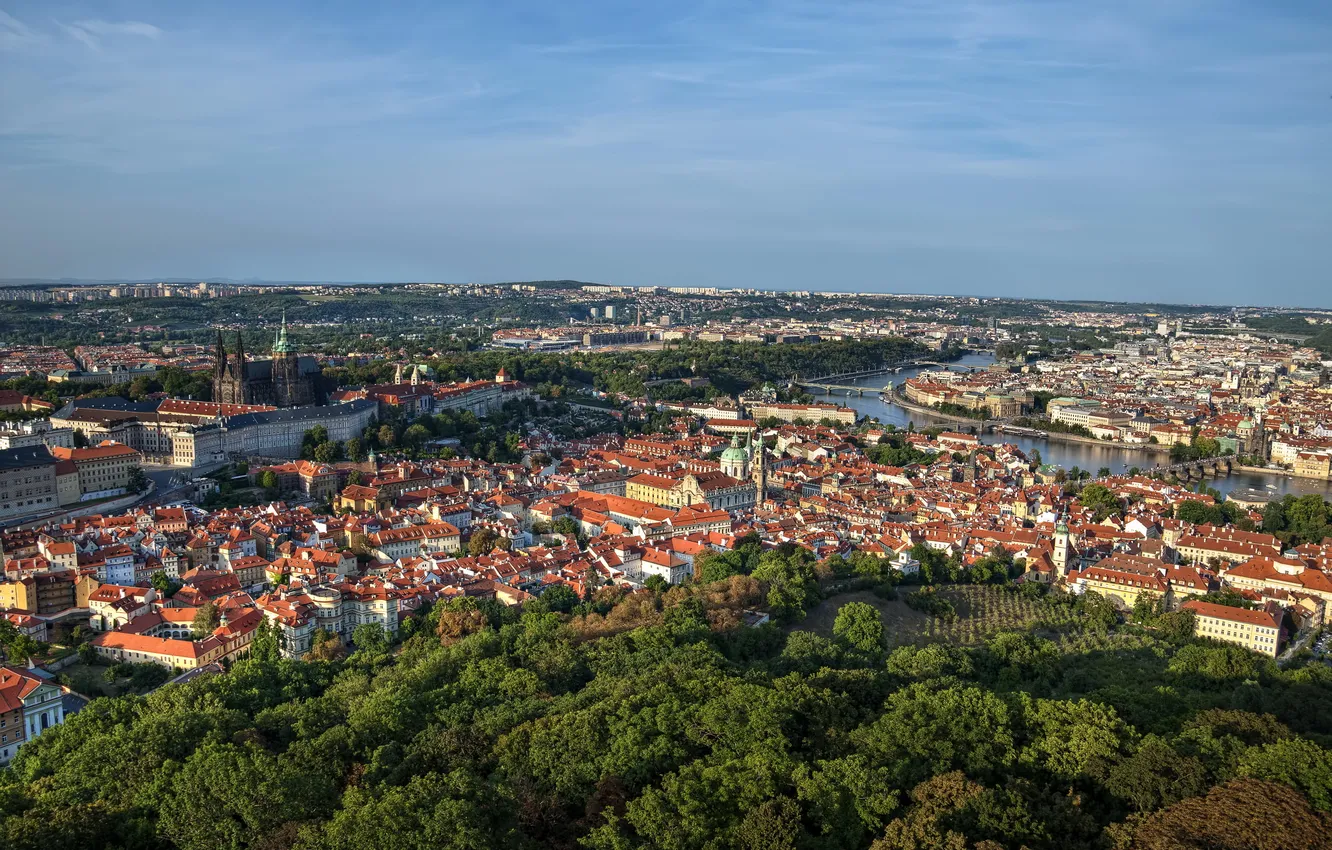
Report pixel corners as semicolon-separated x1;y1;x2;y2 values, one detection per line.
212;313;319;407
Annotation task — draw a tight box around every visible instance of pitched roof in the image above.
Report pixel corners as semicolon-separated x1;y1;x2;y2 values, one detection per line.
1181;599;1280;628
0;665;51;712
1077;566;1167;592
52;442;140;461
91;630;221;659
0;444;56;470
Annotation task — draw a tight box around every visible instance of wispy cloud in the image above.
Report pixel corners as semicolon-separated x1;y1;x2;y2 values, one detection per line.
0;8;42;49
527;39;683;55
57;17;162;50
57;22;97;50
71;19;162;39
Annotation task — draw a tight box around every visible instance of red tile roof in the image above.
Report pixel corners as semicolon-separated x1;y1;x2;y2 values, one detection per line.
1181;599;1280;628
0;665;50;712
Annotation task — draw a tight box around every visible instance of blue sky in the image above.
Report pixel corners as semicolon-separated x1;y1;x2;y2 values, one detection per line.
2;1;1330;306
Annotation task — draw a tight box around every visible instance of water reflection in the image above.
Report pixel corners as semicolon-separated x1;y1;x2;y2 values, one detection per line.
830;353;1332;500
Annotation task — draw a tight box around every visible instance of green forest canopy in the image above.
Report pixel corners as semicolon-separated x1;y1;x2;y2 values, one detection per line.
4;337;925;407
5;578;1332;850
329;337;926;399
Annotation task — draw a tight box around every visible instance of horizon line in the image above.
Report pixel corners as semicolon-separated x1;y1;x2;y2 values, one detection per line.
0;277;1328;313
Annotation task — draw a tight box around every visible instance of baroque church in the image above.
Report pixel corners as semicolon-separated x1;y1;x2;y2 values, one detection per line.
212;314;320;407
675;433;767;511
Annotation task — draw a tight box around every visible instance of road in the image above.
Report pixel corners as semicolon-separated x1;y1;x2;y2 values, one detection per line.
139;460;229;507
140;467;192;505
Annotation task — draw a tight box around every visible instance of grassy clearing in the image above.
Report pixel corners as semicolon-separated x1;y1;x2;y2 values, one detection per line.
797;590;930;643
797;584;1081;647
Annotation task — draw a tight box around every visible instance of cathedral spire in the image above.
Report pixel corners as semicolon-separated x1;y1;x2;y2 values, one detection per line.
214;329;226;375
273;310;292;354
234;331;245;379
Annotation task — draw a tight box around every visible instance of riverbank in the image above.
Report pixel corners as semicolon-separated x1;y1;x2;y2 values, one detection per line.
1011;426;1172;456
830;354;1332;498
1231;464;1332;486
880;385;990;427
883;386;1172;456
1228;464;1332;485
797;348;970;386
1235;464;1289;477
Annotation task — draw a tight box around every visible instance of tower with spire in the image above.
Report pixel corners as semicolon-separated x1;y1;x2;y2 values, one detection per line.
751;432;767;505
271;310;314;407
273;311;288;352
213;329;251;404
213;328;229;400
210;312;318;407
1052;515;1072;578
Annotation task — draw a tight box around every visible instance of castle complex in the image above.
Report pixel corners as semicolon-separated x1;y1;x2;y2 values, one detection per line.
213;314;319;408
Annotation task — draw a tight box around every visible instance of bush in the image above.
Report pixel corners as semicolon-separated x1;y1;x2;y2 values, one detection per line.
1018;581;1048;600
100;661;169;692
129;664;170;690
833;602;884;651
905;587;956;621
874;583;899;601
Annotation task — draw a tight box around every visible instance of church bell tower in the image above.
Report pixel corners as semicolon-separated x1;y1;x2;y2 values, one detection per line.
751;433;767;504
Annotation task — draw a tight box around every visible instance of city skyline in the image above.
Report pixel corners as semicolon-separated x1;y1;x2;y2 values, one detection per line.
2;2;1331;306
2;276;1328;313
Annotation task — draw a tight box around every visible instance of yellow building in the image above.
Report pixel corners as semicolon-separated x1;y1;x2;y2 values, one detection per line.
902;381;1025;418
746;402;856;426
983;392;1025;418
337;484;388;513
903;381;954;407
0;573;99;615
1071;566;1167;610
0;578;34;613
1294;452;1331;480
625;473;679;507
366;522;461;561
91;630;227;670
1173;530;1280;565
1182;599;1282;657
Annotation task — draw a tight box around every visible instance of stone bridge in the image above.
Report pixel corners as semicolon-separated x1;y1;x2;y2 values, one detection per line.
1093;456;1233;482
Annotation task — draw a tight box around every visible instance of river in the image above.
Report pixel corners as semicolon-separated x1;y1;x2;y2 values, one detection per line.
827;353;1332;500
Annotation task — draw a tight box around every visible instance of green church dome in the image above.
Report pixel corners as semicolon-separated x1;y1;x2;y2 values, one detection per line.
720;435;749;464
